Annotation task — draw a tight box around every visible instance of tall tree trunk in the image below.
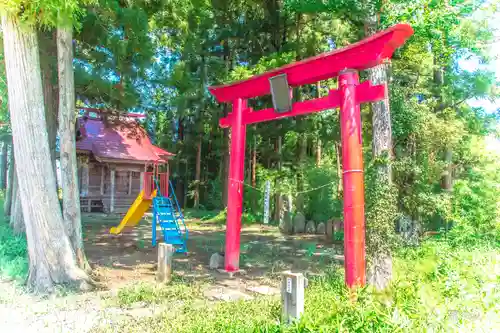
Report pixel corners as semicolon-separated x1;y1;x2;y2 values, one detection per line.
3;143;13;215
0;141;7;189
315;81;322;167
315;139;321;167
175;118;185;208
369;63;393;182
366;17;395;290
296;123;307;212
220;39;232;209
2;15;89;293
57;25;88;270
38;30;58;175
251;133;257;211
221;105;230;208
194;135;202;209
193;55;207;209
433;58;453;193
273;134;283;221
10;165;24;234
441;149;453;191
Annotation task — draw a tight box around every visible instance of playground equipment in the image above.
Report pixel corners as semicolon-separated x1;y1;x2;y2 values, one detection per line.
209;24;414;288
109;170;188;253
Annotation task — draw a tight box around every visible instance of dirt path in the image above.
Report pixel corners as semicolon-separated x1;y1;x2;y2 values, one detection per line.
0;279;191;332
0;272;281;333
0;279;105;332
0;217;341;332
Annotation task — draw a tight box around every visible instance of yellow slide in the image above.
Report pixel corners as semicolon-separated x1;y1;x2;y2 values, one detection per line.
109;189;157;234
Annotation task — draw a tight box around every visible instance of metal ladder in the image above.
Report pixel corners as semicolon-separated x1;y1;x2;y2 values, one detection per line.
152;180;188;253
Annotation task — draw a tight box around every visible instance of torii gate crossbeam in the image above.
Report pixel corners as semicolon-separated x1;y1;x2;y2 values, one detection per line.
209;24;413;288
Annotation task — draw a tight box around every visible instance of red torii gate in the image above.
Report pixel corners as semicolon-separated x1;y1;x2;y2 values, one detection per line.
209;24;413;288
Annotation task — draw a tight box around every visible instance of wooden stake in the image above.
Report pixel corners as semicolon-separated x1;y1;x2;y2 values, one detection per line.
157;243;174;283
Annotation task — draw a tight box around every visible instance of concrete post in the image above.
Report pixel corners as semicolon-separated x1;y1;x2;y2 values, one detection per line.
157;243;174;283
281;271;305;323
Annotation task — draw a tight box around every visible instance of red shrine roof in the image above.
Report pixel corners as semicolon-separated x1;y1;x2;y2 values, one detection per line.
75;113;174;164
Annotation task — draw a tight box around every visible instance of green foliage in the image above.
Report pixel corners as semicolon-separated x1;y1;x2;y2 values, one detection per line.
0;218;28;282
303;160;342;222
448;138;500;246
0;0;94;28
112;278;205;307
100;241;500;332
143;0;500;259
365;163;399;257
74;0;155;109
183;208;223;221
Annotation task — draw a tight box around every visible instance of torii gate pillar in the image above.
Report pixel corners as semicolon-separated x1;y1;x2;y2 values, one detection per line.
339;69;365;286
225;98;247;271
209;24;413;287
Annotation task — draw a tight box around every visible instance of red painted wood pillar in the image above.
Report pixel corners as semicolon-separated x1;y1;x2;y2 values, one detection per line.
339;69;366;288
225;98;247;271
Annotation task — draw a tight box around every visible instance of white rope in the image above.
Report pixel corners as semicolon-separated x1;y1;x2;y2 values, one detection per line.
228;178;337;195
295;180;337;194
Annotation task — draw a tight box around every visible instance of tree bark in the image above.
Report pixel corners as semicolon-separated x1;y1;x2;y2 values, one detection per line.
3;143;13;215
251;133;257;211
10;165;24;234
315;139;321;167
296;124;307;212
366;18;394;290
441;148;453;191
0;141;7;189
194;135;201;209
315;82;322;167
57;25;87;270
273;134;283;221
2;15;89;293
38;30;58;175
221;113;230;208
220;39;232;209
369;63;393;183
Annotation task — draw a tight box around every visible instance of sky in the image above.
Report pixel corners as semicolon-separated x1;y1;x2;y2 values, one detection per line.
460;7;500;114
459;6;500;152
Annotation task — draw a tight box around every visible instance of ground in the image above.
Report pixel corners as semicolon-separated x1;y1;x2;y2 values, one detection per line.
0;213;343;332
3;213;498;332
83;213;342;291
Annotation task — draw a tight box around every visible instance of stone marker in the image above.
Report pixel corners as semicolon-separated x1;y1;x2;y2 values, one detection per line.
157;243;174;283
209;252;225;270
333;220;344;234
279;194;293;234
281;271;305;323
305;220;316;234
293;213;306;233
325;219;334;241
316;222;326;234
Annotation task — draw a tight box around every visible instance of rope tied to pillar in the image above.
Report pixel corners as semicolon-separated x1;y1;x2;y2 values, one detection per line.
228;178;337;195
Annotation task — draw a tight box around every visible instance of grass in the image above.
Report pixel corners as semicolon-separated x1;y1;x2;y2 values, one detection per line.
0;200;28;282
107;275;207;308
184;208;265;225
97;240;499;332
184;208;224;222
0;198;498;331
